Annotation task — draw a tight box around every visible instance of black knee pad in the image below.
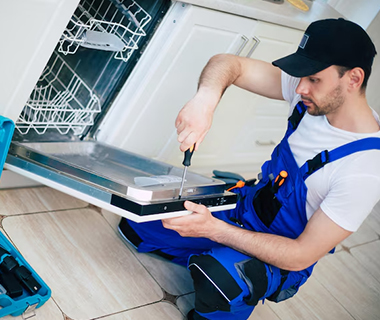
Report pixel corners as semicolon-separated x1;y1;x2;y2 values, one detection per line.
235;257;268;306
188;255;243;313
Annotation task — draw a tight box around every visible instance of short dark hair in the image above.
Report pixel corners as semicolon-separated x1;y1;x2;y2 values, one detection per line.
336;65;371;91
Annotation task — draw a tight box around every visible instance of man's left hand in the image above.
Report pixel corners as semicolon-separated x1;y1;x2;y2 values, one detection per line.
162;201;219;238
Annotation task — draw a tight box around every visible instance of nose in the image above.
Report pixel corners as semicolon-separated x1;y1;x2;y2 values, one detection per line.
295;78;308;95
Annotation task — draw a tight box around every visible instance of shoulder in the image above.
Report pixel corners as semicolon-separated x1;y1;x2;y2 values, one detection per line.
331;148;380;183
321;148;380;231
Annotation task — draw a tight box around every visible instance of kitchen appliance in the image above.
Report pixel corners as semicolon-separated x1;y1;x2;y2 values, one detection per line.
14;0;168;140
6;0;238;222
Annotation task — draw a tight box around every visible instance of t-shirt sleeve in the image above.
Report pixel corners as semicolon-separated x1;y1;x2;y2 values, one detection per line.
319;152;380;232
281;71;301;116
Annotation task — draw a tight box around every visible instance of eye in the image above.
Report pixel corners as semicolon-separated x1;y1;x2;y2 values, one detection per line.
309;77;319;83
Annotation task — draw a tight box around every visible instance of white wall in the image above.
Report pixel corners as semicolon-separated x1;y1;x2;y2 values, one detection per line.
327;0;380;29
325;1;380;113
366;10;380;114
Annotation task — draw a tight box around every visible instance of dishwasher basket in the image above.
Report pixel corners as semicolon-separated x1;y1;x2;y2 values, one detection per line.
59;0;152;62
16;52;101;136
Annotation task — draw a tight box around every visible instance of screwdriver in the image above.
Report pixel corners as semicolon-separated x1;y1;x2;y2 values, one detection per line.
178;144;195;200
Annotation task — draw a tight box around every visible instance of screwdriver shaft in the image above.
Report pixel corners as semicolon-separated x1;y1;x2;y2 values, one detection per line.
178;166;188;199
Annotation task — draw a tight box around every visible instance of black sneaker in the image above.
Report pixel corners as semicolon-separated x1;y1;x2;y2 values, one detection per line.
118;218;143;249
118;218;177;262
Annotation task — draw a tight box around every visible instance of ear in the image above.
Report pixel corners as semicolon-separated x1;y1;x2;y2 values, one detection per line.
347;67;364;91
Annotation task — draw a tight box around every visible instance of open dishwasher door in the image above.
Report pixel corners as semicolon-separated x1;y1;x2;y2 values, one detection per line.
3;0;242;222
5;141;237;222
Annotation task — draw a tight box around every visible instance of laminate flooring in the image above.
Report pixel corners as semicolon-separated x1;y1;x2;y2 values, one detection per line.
0;186;379;320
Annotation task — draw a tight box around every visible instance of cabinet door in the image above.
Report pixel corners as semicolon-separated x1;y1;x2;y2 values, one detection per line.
0;0;79;122
200;21;303;176
97;3;258;162
156;20;303;177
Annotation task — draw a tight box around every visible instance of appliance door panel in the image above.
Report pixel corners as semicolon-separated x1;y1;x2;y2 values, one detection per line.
6;142;237;222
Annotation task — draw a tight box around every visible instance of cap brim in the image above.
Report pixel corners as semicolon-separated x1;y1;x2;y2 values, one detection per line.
272;52;331;77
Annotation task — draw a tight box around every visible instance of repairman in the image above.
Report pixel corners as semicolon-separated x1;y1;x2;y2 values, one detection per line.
119;18;380;320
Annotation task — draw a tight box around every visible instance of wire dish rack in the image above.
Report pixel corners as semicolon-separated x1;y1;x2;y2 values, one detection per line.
59;0;152;62
16;52;101;136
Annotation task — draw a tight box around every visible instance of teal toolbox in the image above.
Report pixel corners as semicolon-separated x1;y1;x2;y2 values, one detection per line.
0;116;13;178
0;116;51;317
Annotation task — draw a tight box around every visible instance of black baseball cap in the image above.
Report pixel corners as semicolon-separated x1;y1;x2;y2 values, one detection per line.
272;18;377;77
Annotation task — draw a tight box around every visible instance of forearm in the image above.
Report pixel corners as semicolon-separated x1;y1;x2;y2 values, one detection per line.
164;202;350;272
163;201;307;270
209;219;309;271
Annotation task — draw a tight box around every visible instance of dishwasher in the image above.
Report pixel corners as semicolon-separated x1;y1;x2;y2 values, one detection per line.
4;0;238;222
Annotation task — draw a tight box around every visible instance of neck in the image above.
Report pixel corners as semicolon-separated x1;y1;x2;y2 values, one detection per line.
326;94;380;133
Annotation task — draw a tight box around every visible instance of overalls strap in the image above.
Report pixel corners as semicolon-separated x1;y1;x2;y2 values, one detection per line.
285;101;307;138
301;137;380;180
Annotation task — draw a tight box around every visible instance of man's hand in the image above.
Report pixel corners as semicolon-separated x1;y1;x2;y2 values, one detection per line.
175;55;283;152
175;88;219;152
162;201;222;238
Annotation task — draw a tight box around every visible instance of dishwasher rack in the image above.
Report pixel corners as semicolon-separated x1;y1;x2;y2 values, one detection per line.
16;52;101;136
59;0;152;62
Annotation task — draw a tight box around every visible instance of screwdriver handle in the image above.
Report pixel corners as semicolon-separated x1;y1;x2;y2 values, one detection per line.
182;144;195;167
272;170;288;193
274;170;288;187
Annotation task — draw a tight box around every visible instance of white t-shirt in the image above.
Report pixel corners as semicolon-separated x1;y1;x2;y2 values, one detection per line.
282;71;380;232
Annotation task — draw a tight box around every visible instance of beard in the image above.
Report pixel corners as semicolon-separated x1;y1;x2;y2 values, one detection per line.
302;84;345;116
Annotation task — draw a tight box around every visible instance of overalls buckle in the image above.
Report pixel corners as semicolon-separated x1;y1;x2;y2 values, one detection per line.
306;150;329;175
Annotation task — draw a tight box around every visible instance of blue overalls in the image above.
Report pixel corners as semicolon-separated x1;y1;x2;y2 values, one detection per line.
123;102;380;320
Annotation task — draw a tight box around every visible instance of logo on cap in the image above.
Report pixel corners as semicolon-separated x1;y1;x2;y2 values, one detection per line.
299;34;309;49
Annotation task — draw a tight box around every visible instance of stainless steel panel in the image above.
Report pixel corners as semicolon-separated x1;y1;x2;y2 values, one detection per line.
9;141;227;202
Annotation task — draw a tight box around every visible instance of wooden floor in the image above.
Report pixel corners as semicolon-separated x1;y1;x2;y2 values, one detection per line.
0;186;379;320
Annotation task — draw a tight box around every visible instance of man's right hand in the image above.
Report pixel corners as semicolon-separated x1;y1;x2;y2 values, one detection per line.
175;87;220;152
174;54;284;152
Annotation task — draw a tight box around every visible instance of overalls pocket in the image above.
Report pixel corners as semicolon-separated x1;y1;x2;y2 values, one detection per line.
252;180;282;228
267;271;306;303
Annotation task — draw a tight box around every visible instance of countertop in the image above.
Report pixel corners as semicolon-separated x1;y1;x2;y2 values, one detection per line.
179;0;342;30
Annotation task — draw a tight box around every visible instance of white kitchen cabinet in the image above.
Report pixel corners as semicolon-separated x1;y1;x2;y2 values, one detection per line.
0;0;80;190
209;21;303;176
0;0;80;122
97;4;259;159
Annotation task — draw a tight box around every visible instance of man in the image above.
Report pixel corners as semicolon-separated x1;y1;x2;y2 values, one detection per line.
119;18;380;319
